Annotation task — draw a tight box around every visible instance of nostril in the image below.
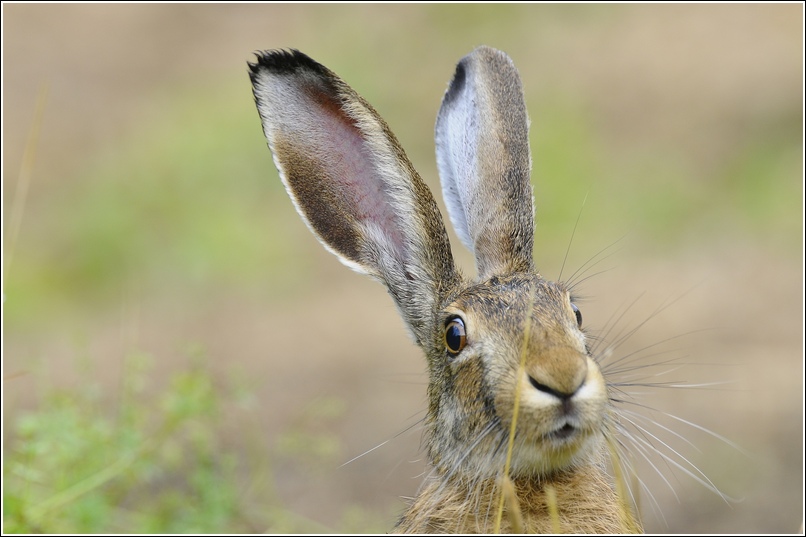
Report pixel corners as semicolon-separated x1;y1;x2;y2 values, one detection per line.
528;375;580;400
528;375;552;394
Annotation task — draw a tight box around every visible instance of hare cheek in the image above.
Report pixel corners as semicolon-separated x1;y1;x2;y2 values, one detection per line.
575;374;606;408
579;360;608;413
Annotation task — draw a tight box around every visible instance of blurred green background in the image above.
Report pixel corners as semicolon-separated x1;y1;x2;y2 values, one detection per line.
3;4;802;533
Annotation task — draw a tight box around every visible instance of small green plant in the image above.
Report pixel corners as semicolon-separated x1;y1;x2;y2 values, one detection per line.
3;352;245;533
3;349;376;533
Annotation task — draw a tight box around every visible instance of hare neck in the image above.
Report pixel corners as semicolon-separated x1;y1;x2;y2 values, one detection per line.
393;461;642;534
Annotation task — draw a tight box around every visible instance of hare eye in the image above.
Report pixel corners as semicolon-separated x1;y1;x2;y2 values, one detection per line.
445;317;467;355
571;303;582;328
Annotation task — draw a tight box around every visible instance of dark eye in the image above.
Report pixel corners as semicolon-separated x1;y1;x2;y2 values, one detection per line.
571;303;582;327
445;317;467;356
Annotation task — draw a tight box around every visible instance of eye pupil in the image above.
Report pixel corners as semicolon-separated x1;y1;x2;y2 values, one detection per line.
571;303;582;327
445;317;467;355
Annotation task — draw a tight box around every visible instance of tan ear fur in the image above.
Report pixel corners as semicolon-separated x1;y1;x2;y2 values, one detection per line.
249;50;459;345
436;46;535;279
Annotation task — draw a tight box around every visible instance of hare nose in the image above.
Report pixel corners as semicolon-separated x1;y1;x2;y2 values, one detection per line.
527;348;588;399
528;375;582;400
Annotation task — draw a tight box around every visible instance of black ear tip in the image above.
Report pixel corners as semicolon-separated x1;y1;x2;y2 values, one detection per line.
248;48;328;78
443;60;467;105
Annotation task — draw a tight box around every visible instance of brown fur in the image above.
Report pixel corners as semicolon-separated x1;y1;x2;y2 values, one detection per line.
249;47;644;534
395;459;640;533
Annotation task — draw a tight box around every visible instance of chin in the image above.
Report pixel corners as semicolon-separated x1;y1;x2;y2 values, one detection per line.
510;429;603;477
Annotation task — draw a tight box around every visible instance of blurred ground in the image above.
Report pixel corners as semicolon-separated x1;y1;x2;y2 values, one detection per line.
3;4;803;533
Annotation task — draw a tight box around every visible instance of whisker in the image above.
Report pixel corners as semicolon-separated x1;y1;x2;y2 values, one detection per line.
616;427;675;521
617;412;734;503
564;232;627;289
614;380;738;391
608;285;709;357
617;407;703;457
600;328;713;372
612;413;681;499
557;192;588;282
588;293;647;357
607;426;666;525
340;415;426;467
613;398;748;456
567;265;618;291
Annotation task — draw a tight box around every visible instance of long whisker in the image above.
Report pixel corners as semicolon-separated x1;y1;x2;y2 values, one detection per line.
613;398;748;456
618;411;735;503
567;265;618;291
589;293;646;357
608;284;709;357
340;415;426;467
610;430;667;526
564;231;627;289
601;328;714;372
613;424;675;520
558;192;588;282
617;408;703;461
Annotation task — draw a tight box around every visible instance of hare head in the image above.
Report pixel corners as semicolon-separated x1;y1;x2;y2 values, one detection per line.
249;47;639;533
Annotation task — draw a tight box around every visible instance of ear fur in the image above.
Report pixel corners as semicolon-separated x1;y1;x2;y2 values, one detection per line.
249;49;459;345
435;46;535;279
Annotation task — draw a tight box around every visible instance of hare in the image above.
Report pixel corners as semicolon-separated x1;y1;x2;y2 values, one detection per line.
249;46;642;533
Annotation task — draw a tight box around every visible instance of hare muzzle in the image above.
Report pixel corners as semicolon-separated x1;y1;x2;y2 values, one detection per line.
526;345;589;399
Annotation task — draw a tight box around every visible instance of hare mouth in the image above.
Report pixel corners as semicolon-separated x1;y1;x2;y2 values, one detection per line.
545;422;578;441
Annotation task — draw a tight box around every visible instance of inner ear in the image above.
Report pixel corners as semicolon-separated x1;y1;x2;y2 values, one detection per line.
270;79;409;268
250;49;461;346
435;47;535;279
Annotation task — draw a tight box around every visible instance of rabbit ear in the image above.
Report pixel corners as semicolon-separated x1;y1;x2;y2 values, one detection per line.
249;49;459;345
435;46;535;280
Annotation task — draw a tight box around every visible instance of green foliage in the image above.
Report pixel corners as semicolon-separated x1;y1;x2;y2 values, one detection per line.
2;353;358;534
5;355;230;533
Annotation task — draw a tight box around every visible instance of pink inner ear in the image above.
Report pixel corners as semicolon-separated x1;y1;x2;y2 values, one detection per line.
306;93;408;262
